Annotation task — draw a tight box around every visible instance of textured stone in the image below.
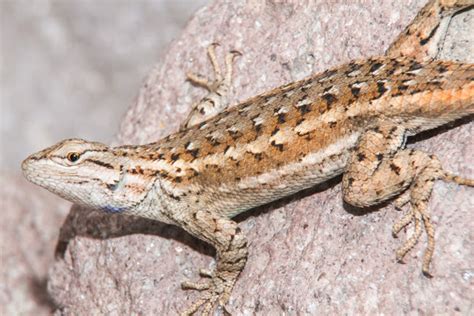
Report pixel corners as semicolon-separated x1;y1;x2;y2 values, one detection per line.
49;1;473;315
0;174;70;316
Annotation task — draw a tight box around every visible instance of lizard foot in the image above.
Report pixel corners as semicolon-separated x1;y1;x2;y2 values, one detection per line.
181;43;241;130
180;269;238;316
181;268;213;291
439;0;474;13
392;166;473;276
186;43;241;93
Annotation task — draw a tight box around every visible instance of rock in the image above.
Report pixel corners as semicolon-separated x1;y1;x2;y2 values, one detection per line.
0;174;70;316
49;1;474;314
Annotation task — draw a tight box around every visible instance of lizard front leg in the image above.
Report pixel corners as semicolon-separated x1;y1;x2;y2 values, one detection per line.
386;0;473;60
174;210;248;315
342;123;473;275
180;43;241;131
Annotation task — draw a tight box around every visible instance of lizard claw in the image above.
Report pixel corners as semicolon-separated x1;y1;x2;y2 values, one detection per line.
198;268;214;278
180;285;223;316
181;279;211;291
180;268;239;315
180;269;222;315
181;267;215;290
181;43;241;130
186;43;241;93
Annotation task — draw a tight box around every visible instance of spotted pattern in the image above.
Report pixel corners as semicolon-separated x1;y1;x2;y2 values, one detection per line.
111;58;472;188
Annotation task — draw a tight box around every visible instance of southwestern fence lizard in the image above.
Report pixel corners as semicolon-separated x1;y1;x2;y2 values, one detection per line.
22;0;473;314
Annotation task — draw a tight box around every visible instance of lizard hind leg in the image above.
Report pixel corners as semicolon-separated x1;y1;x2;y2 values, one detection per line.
342;124;472;275
393;155;443;276
392;156;474;276
386;0;474;60
181;43;242;130
176;210;248;315
391;154;472;276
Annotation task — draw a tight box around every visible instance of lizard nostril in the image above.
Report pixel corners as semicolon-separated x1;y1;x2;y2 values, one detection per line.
21;158;30;172
21;159;31;182
21;154;37;177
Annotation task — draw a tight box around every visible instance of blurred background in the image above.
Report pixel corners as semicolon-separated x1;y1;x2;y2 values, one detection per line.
1;0;208;171
0;1;207;314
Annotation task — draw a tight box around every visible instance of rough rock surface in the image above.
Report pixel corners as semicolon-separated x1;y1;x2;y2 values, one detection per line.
49;1;473;315
0;174;70;316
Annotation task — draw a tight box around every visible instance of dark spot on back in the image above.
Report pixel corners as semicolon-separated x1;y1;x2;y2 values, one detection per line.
323;85;333;93
227;129;242;140
320;69;337;81
437;64;448;73
106;183;117;191
322;93;337;106
271;140;284;151
376;81;388;98
171;153;180;161
170;194;181;201
276;112;286;124
370;62;383;73
390;163;401;175
345;62;362;75
419;24;439;46
408;61;423;71
298;103;311;115
351;87;361;97
429;80;442;87
188;148;199;159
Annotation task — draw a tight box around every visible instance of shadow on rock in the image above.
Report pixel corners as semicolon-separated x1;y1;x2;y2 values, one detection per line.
55;204;214;260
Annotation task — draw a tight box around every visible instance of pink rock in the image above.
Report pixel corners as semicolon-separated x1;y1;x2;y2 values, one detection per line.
49;1;473;314
0;174;69;316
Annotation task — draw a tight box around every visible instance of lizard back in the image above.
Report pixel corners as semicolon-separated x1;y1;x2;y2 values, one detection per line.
118;57;473;217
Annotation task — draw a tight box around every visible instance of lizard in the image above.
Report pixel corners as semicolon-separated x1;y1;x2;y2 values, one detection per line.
21;0;473;314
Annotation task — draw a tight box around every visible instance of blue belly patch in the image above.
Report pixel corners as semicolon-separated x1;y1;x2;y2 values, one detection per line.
102;205;127;213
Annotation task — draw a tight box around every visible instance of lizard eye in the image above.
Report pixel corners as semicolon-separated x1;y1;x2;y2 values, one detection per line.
67;152;81;162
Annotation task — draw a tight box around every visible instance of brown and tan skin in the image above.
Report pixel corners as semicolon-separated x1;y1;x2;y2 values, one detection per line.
21;1;473;314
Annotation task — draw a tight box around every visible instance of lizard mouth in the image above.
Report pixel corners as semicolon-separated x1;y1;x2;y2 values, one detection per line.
21;157;37;183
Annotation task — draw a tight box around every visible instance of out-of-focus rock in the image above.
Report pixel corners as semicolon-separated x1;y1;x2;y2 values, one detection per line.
0;174;70;316
1;0;207;170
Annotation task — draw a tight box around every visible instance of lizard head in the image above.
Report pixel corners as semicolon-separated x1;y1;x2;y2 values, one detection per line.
22;138;141;212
